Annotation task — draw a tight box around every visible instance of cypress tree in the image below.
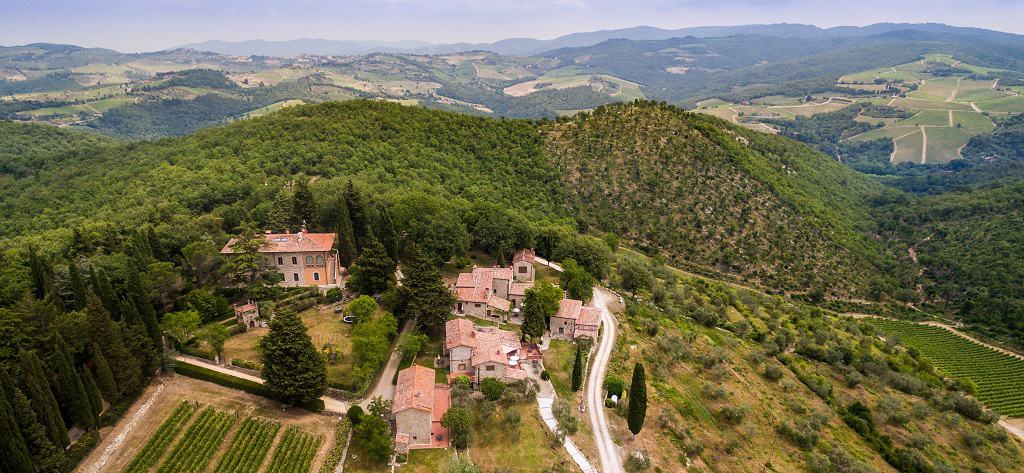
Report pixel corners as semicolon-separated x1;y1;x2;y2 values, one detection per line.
48;334;96;429
28;245;48;300
90;344;119;404
345;181;368;250
347;235;395;295
7;384;65;472
19;350;69;448
401;248;456;333
68;262;88;311
42;272;65;313
130;228;154;267
89;267;120;321
126;266;161;351
376;206;399;261
260;308;327;405
85;294;140;398
627;362;647;435
80;366;103;420
145;225;165;261
335;195;357;267
571;346;584;392
0;370;34;473
292;179;317;229
123;322;159;381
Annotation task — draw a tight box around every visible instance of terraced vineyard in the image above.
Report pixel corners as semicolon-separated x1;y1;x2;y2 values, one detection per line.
123;401;198;473
871;319;1024;417
212;417;282;473
264;426;324;473
156;407;237;473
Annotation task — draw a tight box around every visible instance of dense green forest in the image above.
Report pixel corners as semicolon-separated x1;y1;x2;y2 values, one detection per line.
542;101;905;297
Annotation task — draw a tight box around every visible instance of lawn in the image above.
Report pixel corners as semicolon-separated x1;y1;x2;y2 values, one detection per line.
925;127;974;164
542;339;578;399
221;305;356;387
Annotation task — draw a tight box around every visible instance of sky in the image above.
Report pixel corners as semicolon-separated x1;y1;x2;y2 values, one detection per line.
2;0;1024;52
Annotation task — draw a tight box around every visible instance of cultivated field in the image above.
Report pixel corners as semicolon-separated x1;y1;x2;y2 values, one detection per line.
870;319;1024;417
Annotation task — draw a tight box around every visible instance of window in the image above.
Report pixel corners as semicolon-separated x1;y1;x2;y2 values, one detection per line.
475;303;481;308
305;255;314;265
293;273;299;281
485;365;495;371
291;256;297;264
458;363;466;370
559;327;564;334
277;256;283;265
519;266;527;273
313;273;320;281
316;255;324;265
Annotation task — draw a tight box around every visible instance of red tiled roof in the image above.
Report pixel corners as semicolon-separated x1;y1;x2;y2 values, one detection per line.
445;318;476;350
578;306;601;327
455;287;490;304
488;296;511;312
513;248;536;264
472;331;508;366
509;282;534;296
220;231;335;254
455;273;478;288
393;365;435;414
554;298;583;321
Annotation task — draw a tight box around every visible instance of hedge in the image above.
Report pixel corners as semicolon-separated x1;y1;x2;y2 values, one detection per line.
173;360;324;413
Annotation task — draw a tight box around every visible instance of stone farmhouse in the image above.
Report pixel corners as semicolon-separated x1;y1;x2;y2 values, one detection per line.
549;298;601;341
452;249;535;323
233;301;262;330
444;318;527;384
393;365;450;453
220;228;342;289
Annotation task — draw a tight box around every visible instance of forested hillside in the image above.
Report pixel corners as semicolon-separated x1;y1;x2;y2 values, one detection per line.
541;101;905;297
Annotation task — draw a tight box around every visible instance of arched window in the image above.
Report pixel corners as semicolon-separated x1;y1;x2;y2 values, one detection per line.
305;255;314;265
313;273;320;281
316;255;325;266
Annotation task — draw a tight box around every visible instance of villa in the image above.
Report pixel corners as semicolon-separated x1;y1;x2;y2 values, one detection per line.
220;228;342;288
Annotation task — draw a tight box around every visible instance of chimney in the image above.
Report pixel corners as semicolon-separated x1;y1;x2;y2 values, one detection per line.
264;230;271;234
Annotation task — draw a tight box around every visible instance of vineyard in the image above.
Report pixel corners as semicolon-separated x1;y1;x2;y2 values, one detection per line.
264;426;325;473
212;417;282;473
156;407;237;473
123;401;198;473
871;319;1024;417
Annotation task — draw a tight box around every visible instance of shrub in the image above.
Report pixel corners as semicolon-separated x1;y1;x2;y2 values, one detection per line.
763;364;784;381
540;370;550;381
231;358;259;370
701;383;727;400
604;375;625;398
719;405;749;424
480;378;506;401
552;398;579;437
347;405;364;425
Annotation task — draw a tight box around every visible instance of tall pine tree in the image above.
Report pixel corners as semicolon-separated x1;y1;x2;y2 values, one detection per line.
80;366;103;420
0;369;34;473
89;267;121;321
345;181;369;251
260;308;327;405
47;334;96;429
401;248;455;333
571;346;584;392
7;384;65;472
292;179;317;230
19;350;68;448
126;266;162;351
335;195;357;267
627;362;647;435
27;245;48;300
90;344;119;404
85;294;141;398
376;206;399;261
68;262;89;311
347;235;395;295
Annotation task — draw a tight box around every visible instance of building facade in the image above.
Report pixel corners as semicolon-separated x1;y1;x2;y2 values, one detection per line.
220;229;342;288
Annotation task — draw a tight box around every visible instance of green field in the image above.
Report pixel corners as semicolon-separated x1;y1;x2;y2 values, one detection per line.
212;417;281;473
124;401;199;473
955;79;1009;102
157;407;236;473
951;111;995;133
907;77;960;102
264;426;324;473
870;319;1024;417
888;97;974;111
848;125;919;142
976;95;1024;113
896;109;950;127
926;127;974;163
893;129;924;164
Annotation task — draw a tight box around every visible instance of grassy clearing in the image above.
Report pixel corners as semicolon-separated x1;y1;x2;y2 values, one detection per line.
888;97;973;111
925;127;974;163
242;99;305;119
955;79;1008;102
908;77;960;101
542;339;577;399
847;126;918;142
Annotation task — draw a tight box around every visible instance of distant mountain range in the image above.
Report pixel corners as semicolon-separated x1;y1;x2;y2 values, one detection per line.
178;22;1023;57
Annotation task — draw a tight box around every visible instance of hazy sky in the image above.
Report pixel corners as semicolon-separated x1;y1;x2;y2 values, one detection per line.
3;0;1024;52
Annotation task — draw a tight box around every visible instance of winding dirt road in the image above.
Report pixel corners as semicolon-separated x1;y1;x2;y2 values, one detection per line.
587;287;624;473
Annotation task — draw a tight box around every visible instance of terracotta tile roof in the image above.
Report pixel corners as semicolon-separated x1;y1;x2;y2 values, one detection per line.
578;306;602;327
554;298;583;321
472;331;508;366
220;231;335;254
445;318;477;350
513;248;536;264
393;365;435;414
509;282;534;296
504;369;528;381
488;296;511;312
432;386;451;423
455;287;490;304
455;273;478;288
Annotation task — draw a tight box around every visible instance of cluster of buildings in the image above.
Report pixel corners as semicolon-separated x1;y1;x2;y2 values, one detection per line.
452;249;536;323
